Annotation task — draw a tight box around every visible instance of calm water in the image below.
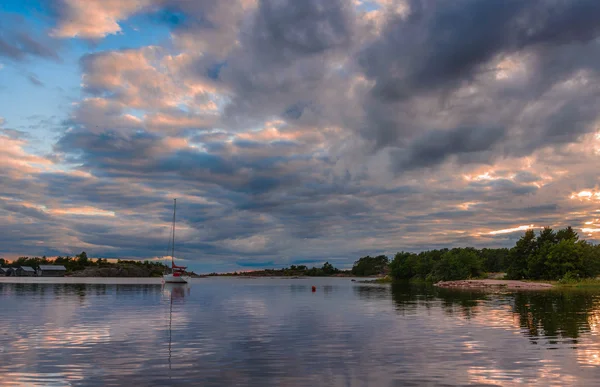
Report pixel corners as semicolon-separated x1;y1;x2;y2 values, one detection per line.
1;278;600;386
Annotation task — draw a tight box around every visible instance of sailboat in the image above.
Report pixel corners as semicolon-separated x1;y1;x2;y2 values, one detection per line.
163;199;189;284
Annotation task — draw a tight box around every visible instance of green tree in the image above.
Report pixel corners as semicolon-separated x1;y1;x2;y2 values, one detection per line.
579;242;600;279
556;226;579;242
431;248;484;282
352;255;389;276
77;251;89;266
506;229;536;279
389;252;418;280
321;261;338;275
544;239;585;280
537;227;557;246
479;248;509;273
526;228;556;279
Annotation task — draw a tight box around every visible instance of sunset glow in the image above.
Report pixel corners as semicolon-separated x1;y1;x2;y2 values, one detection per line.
488;225;538;235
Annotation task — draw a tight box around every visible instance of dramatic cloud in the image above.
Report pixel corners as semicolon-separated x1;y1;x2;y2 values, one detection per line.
3;0;600;271
357;0;600;168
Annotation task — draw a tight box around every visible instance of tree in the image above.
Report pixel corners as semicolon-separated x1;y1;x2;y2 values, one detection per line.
526;227;556;279
352;255;389;276
537;227;557;247
389;252;418;280
321;261;337;275
431;248;484;282
506;229;536;279
480;248;509;273
544;239;584;280
556;226;579;242
77;251;89;265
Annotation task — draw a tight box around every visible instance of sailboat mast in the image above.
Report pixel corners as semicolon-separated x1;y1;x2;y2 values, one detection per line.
171;198;176;268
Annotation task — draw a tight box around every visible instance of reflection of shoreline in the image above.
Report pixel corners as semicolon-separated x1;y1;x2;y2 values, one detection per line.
0;277;166;284
386;283;600;342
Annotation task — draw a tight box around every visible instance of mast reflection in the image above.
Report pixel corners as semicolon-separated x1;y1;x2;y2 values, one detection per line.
162;282;190;378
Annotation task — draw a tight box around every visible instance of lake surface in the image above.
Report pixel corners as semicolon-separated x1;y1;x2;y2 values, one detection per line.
1;278;600;386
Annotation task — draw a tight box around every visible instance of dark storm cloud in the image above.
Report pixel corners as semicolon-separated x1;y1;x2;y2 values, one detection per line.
56;124;328;200
56;130;161;171
0;200;51;221
220;0;355;128
357;0;600;165
360;0;600;101
247;0;353;62
391;126;506;172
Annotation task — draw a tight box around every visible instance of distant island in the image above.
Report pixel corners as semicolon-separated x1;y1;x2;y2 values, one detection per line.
199;256;390;278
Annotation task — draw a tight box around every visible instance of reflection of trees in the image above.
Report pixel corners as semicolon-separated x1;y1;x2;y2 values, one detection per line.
511;291;600;341
0;283;163;298
289;284;309;294
434;288;491;320
388;283;600;342
390;282;490;318
353;285;390;301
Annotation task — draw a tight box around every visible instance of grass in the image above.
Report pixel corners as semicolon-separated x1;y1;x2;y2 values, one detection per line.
518;278;600;289
554;278;600;288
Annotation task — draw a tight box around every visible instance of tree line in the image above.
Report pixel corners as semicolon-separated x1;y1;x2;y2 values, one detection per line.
352;226;600;282
1;252;169;275
213;262;345;277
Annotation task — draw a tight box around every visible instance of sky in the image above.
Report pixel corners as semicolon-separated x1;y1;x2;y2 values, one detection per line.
1;0;600;273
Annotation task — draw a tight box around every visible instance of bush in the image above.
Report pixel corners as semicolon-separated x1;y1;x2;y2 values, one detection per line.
558;271;580;284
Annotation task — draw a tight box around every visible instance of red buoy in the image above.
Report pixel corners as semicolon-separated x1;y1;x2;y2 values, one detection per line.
312;286;316;292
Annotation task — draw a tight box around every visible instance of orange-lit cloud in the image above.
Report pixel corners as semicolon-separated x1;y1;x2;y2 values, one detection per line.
51;0;152;38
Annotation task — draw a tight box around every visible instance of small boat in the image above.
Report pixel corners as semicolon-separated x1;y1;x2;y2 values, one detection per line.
163;199;189;284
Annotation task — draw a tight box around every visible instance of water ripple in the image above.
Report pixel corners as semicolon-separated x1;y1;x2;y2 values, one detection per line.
1;279;600;386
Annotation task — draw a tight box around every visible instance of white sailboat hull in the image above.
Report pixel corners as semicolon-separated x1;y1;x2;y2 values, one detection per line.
163;273;189;283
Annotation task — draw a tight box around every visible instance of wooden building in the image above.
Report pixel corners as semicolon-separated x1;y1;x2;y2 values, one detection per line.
0;267;8;276
37;265;67;277
17;266;36;276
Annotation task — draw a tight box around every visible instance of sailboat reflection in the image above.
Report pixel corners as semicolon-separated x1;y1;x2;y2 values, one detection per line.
162;282;190;377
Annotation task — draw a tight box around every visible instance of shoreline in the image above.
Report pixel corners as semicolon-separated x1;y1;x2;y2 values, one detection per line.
0;277;165;284
0;276;363;285
434;279;553;290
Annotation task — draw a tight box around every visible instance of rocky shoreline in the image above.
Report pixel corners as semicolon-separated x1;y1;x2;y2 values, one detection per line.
434;279;553;290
